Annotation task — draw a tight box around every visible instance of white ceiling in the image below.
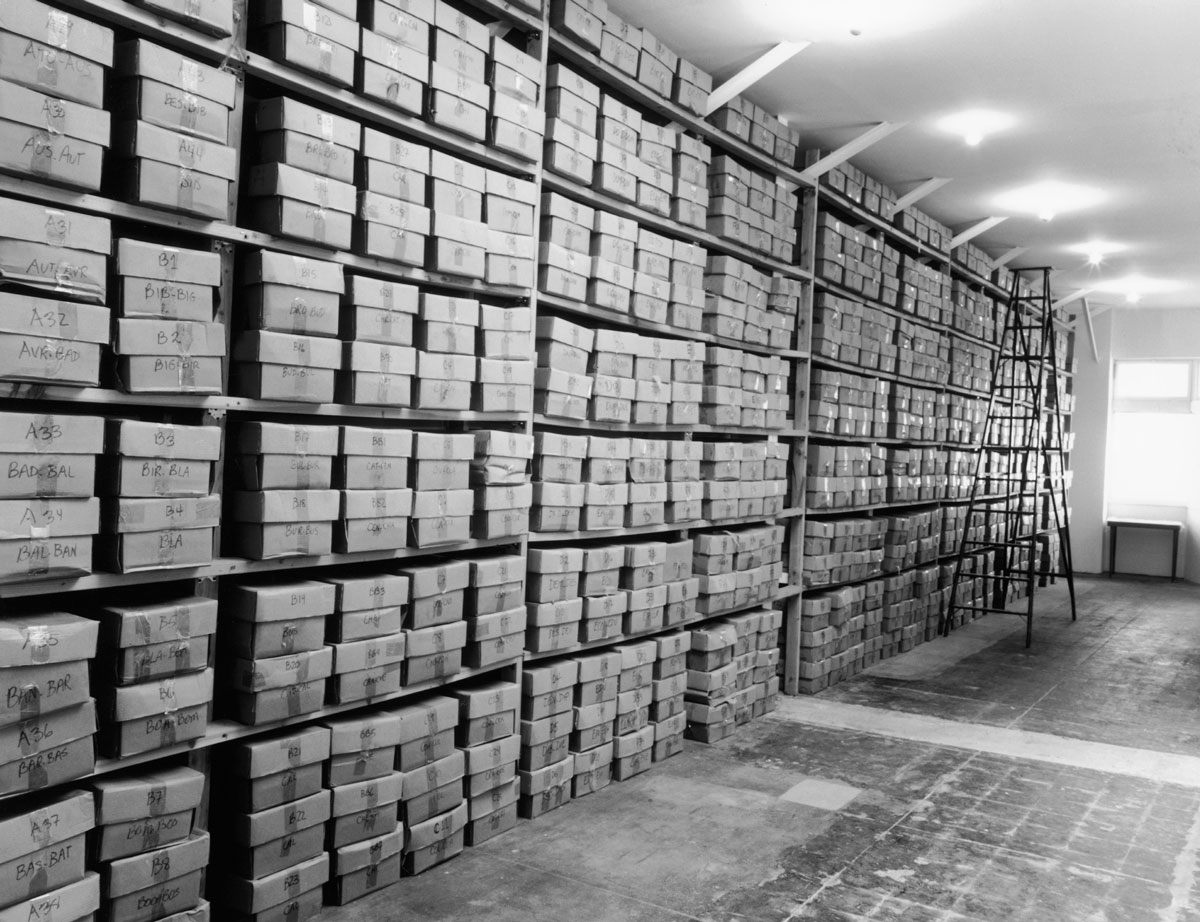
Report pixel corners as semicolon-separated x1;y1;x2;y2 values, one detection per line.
602;0;1200;309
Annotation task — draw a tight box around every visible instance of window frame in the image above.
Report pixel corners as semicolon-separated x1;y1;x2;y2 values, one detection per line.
1112;359;1200;414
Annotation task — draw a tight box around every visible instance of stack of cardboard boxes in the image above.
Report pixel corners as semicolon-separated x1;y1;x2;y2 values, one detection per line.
409;432;472;546
113;239;225;394
0;1;111;191
794;563;952;695
323;711;404;903
452;680;520;843
0;790;96;920
518;659;575;819
96;599;216;759
465;553;526;668
398;558;468;686
650;631;689;760
218;725;330;920
531;431;586;532
358;126;429;268
525;547;583;655
396;695;466;873
341;274;419;406
254;0;359;88
97;597;219;743
0;411;102;584
115;39;238;220
249;99;357;250
609;639;655;780
102;419;221;573
327;574;407;705
226;580;336;725
337;426;413;553
684;608;780;743
472;431;532;540
692;524;783;616
706;157;797;260
800;518;887;589
568;649;618;796
338;424;412;547
232;422;339;560
0;614;97;792
0;198;109;387
94;767;209;922
710;93;801;169
235;253;346;404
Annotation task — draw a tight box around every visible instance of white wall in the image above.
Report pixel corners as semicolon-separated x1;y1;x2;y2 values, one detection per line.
1070;306;1200;579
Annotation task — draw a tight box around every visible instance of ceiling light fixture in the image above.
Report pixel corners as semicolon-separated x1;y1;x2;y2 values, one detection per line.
993;180;1106;220
1091;274;1182;304
1067;240;1127;267
936;109;1015;147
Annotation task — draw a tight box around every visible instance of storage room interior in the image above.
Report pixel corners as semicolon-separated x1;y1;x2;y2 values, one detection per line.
0;1;1196;921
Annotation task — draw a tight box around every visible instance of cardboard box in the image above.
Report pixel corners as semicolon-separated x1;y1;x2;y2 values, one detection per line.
0;872;98;922
0;788;91;908
218;852;329;916
0;81;107;189
233;683;325;730
105;831;209;900
231;649;333;694
327;829;401;905
0;2;113;107
99;669;213;757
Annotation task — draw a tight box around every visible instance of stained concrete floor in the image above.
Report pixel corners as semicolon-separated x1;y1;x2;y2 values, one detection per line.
328;576;1200;922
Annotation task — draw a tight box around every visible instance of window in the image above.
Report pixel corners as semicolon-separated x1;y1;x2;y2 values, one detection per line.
1112;360;1198;413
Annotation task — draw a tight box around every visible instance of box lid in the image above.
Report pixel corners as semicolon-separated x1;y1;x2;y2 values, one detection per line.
240;250;344;292
0;788;93;866
230;724;331;776
0;79;110;145
0;196;110;254
106;419;221;460
0;1;113;66
101;596;218;647
93;766;205;824
254;96;360;149
0;612;97;667
105;831;210;898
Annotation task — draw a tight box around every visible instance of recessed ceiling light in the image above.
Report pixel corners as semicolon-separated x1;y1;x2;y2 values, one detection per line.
992;180;1106;219
936;109;1015;147
1092;274;1181;302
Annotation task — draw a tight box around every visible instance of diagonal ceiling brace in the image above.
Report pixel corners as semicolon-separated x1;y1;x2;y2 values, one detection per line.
949;216;1007;250
704;41;809;116
1052;288;1094;311
893;177;951;215
990;247;1027;269
1080;296;1099;362
799;122;905;182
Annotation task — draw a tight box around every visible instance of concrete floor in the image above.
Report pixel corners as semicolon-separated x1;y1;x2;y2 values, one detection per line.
328;576;1200;921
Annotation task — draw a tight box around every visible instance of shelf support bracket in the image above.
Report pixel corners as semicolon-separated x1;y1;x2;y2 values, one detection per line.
799;122;904;183
892;177;950;215
1080;296;1099;362
704;42;809;116
949;216;1006;250
991;246;1027;269
1052;287;1093;312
